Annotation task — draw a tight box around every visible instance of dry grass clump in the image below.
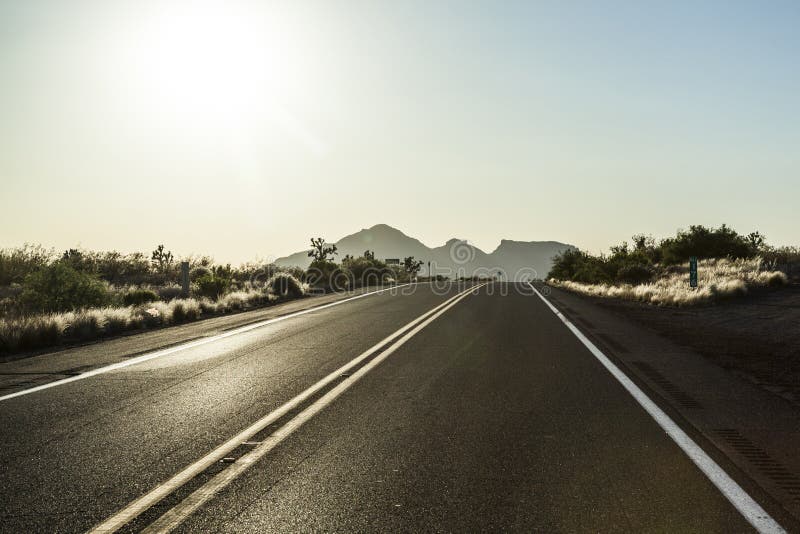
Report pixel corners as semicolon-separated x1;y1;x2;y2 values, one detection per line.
0;282;309;355
170;298;201;323
551;258;787;306
266;273;306;299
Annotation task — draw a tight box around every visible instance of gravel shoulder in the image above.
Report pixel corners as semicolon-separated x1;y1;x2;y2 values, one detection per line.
587;284;800;405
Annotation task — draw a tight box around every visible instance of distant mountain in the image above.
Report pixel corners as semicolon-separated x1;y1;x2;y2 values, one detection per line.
274;224;575;280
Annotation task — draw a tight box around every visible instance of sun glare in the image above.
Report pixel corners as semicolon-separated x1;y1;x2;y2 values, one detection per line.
123;3;300;123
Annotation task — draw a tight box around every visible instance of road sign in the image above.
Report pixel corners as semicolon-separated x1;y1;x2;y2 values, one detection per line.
689;256;698;288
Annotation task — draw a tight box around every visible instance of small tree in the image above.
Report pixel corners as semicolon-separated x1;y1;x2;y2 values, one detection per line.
745;231;767;254
151;244;174;273
20;263;110;313
308;238;338;262
364;250;375;260
403;256;424;278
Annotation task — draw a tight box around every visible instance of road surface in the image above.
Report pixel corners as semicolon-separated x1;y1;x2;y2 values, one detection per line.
0;283;783;532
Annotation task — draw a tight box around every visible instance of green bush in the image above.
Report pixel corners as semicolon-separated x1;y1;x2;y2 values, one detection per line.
19;263;110;313
549;224;766;285
660;225;757;264
171;299;201;322
616;263;653;285
190;265;212;281
340;255;393;287
267;273;305;298
69;310;106;340
306;260;341;291
548;249;588;281
0;244;54;286
122;289;159;306
157;285;183;301
6;315;66;352
572;261;611;284
195;274;230;300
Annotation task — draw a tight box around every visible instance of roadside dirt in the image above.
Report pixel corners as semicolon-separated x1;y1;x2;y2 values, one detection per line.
588;284;800;405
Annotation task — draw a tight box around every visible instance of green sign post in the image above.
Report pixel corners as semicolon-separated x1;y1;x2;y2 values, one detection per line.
689;256;698;288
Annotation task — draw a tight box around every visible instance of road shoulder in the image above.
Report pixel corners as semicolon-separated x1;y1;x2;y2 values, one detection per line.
545;285;800;530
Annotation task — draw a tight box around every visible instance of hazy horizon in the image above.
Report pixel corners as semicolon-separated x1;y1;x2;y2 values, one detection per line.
2;1;799;263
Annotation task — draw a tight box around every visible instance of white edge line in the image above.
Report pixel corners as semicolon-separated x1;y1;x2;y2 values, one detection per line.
87;283;484;533
141;282;485;533
0;284;414;403
528;283;785;534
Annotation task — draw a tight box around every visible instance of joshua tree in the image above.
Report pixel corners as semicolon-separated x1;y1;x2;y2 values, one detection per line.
151;244;174;273
403;256;424;277
308;237;338;262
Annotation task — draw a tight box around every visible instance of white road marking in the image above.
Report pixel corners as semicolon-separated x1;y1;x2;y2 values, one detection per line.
88;283;484;533
529;283;785;534
0;284;411;403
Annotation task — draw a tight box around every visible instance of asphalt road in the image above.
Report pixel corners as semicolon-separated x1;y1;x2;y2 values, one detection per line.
0;283;771;532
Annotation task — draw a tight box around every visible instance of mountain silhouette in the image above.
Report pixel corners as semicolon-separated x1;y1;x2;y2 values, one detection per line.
274;224;574;279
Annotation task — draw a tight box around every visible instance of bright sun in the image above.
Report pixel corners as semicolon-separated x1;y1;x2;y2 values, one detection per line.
122;3;302;123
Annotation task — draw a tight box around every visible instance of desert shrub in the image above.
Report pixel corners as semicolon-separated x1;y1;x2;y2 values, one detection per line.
133;301;172;327
549;249;612;285
0;314;67;353
171;298;201;322
572;261;611;284
231;261;277;284
198;298;218;314
157;284;184;301
122;289;159;306
761;246;800;281
217;291;247;312
95;251;152;285
341;255;394;287
69;309;108;340
553;258;785;306
762;246;800;266
550;225;768;284
19;263;110;313
218;290;277;311
659;225;757;264
102;307;130;333
20;315;66;350
267;273;305;298
0;297;18;318
764;271;789;286
616;263;654;285
190;266;212;281
0;244;54;286
548;249;589;281
195;274;230;300
306;260;341;291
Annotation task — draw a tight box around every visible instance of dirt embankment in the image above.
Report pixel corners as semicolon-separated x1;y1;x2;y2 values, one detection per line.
592;284;800;405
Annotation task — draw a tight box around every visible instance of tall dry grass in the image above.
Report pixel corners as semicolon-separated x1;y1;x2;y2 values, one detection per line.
0;275;308;354
550;257;787;306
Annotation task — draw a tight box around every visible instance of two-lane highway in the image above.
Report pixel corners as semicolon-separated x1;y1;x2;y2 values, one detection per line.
0;283;782;532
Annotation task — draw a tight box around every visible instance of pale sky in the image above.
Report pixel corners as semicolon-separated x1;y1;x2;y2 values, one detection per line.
1;0;798;263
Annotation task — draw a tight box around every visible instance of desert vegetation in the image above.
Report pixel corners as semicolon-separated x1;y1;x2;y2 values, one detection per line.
0;238;428;355
304;238;429;292
548;225;795;306
0;244;308;355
